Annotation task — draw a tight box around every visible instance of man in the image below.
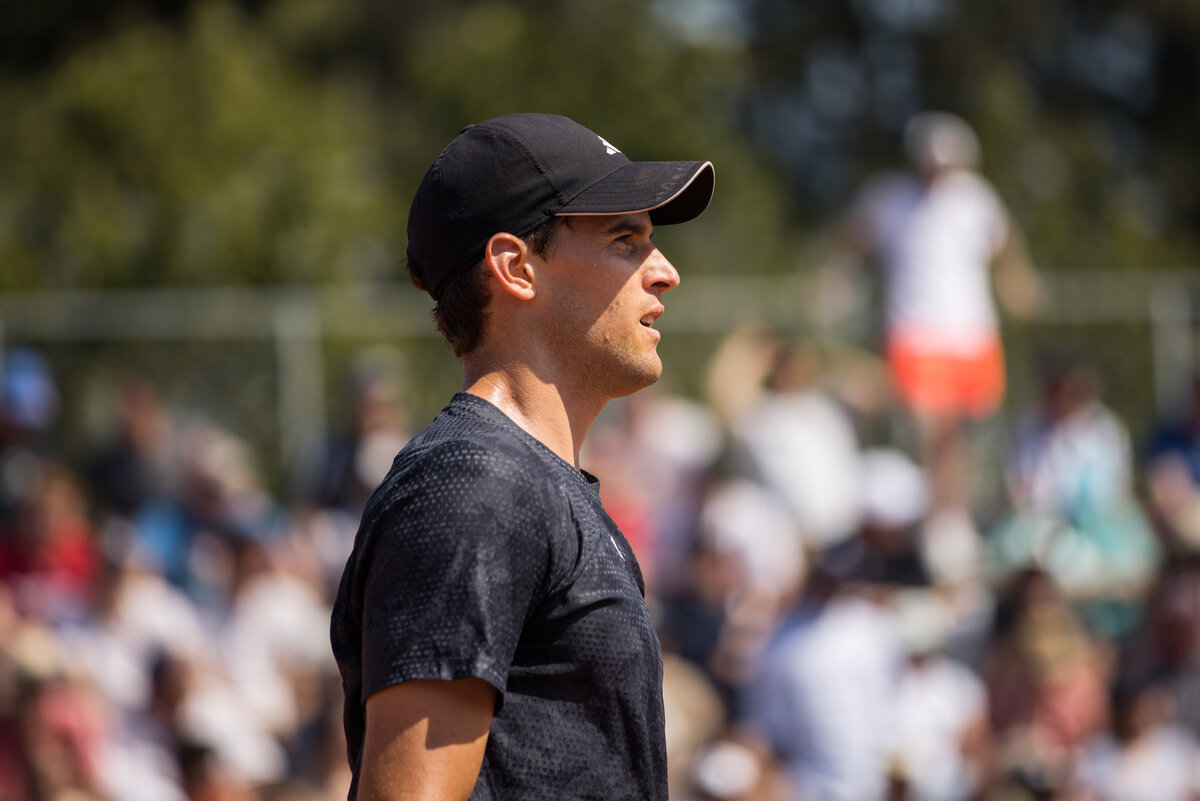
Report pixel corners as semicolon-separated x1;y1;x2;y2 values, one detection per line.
330;113;714;800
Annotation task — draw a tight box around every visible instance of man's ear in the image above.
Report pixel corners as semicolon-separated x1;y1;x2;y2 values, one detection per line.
483;232;537;301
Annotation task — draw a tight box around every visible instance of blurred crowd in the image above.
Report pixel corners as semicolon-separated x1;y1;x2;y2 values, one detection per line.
4;326;1200;801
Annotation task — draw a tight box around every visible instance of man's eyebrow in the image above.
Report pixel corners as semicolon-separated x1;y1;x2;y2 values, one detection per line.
600;215;653;236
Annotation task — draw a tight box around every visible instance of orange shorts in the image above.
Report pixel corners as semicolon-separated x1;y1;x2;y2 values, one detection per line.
888;334;1005;419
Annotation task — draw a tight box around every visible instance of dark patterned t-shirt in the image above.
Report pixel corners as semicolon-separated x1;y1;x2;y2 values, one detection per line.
330;393;668;800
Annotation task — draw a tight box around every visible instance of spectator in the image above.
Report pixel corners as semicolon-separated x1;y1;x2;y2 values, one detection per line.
888;588;991;801
740;553;904;801
982;569;1113;797
988;356;1160;638
85;375;178;523
1144;375;1200;555
659;478;807;705
58;549;206;801
727;334;865;553
0;611;108;801
305;349;412;520
851;447;931;589
0;347;59;549
582;386;723;596
825;111;1042;586
214;536;337;779
1115;557;1200;741
131;420;287;604
1068;670;1200;801
0;461;102;626
688;735;790;801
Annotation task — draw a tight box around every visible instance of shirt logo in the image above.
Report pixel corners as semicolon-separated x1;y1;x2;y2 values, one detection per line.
609;534;625;561
598;135;622;156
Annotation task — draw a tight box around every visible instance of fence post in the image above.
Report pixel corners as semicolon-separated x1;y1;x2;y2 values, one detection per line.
274;292;327;498
1150;274;1194;418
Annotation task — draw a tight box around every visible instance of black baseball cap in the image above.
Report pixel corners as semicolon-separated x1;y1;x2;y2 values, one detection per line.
406;113;715;300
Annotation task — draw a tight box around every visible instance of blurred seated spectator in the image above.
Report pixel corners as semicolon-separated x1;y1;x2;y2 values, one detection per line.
1067;670;1200;801
0;461;102;626
131;421;288;604
982;568;1113;797
306;349;412;519
725;333;865;553
888;588;991;801
660;653;728;799
739;553;904;801
0;608;108;801
659;479;807;704
1113;557;1200;742
1;347;59;511
582;385;723;597
86;374;177;522
215;536;338;773
56;539;208;718
688;735;792;801
1144;375;1200;555
845;447;931;588
91;647;191;801
987;355;1159;638
657;534;735;701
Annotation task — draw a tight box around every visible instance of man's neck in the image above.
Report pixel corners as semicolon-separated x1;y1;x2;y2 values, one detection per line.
463;369;603;467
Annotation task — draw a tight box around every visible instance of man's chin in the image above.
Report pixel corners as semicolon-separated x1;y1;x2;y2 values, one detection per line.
622;362;664;397
592;351;664;401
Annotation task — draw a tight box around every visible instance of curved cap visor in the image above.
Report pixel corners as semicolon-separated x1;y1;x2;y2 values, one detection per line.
556;160;715;225
405;113;716;301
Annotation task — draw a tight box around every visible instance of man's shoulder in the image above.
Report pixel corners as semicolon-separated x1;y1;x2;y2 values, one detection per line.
396;394;553;476
348;395;586;587
363;394;568;521
940;169;1004;209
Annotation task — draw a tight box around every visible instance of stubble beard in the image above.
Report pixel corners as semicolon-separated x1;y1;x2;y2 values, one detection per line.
551;325;663;403
539;286;661;400
593;343;663;400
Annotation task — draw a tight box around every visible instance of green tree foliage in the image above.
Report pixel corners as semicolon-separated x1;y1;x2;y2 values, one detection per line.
0;0;800;293
6;0;1195;293
2;0;1197;479
0;2;403;289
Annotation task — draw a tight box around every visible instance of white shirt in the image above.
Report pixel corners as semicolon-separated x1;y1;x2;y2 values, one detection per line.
1007;400;1134;516
1074;724;1200;801
891;655;987;801
853;169;1009;352
733;389;863;550
747;595;904;801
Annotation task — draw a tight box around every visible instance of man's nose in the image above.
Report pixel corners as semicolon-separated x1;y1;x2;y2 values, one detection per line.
645;249;680;292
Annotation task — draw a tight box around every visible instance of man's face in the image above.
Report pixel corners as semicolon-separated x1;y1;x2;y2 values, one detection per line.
533;212;680;401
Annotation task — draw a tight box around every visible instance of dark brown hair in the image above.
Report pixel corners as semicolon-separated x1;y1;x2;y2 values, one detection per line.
412;217;562;357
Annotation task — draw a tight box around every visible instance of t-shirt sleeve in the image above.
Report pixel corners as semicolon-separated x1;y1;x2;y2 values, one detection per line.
967;173;1010;255
356;440;564;706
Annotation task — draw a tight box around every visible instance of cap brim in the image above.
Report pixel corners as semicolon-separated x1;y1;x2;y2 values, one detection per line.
556;160;715;225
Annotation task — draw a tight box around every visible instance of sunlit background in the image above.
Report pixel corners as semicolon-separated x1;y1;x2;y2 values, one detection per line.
3;0;1198;459
3;2;1200;800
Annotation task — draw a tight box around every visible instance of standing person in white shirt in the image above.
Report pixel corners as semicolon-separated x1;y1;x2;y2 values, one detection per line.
830;112;1042;584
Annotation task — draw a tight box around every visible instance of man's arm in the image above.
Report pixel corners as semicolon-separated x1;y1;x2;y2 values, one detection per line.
992;213;1043;320
359;677;496;801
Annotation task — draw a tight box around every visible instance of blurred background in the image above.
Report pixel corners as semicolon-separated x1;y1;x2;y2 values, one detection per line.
2;1;1200;800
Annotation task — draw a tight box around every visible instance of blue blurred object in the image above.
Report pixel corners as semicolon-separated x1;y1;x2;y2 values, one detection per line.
1;347;58;431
